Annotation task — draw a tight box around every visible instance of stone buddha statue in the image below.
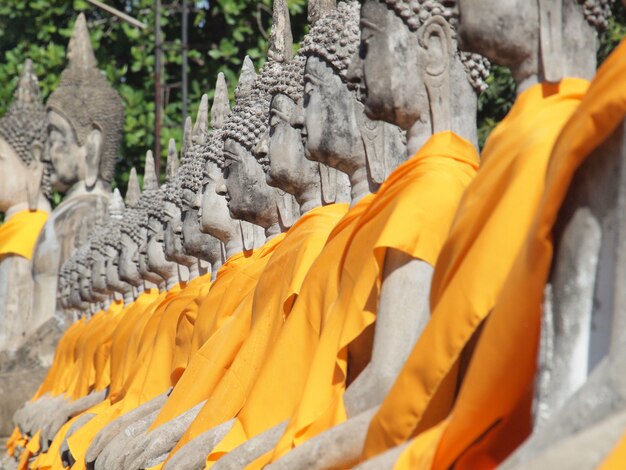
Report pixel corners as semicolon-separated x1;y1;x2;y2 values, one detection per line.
242;2;485;469
29;12;124;337
352;1;607;468
92;54;301;470
74;243;105;316
199;67;265;257
217;62;300;240
175;106;225;278
90;188;137;305
0;59;50;352
164;98;224;281
76;78;235;470
144;188;181;293
260;55;350;212
119;163;165;295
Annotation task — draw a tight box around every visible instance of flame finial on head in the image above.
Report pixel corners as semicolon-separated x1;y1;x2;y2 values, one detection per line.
211;73;231;130
143;150;159;191
125;167;141;208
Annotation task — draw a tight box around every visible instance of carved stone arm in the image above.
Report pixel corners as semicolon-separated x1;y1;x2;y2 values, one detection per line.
267;407;378;470
121;401;207;470
211;421;287;470
85;390;170;465
354;442;409;470
163;418;236;470
344;250;433;417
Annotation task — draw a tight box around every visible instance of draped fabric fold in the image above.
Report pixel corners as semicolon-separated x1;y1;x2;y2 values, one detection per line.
362;78;590;460
0;209;48;260
269;132;479;462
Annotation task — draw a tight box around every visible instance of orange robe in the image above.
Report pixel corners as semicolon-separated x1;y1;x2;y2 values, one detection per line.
208;196;375;467
148;240;284;432
269;132;479;462
61;285;186;469
170;251;253;386
391;41;626;470
601;432;626;470
362;78;590;461
66;300;125;400
32;319;87;399
107;289;160;400
167;203;347;465
0;209;48;260
32;290;165;470
10;320;89;460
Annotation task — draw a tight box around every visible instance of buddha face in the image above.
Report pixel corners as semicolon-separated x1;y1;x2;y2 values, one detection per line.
266;94;318;195
163;201;195;266
456;0;538;67
105;244;129;294
78;264;94;302
138;226;162;285
59;278;72;311
118;233;144;287
69;271;87;310
46;110;83;191
146;216;176;280
0;137;37;211
303;57;364;175
199;161;239;242
350;0;429;129
90;250;109;295
219;138;277;228
181;189;220;263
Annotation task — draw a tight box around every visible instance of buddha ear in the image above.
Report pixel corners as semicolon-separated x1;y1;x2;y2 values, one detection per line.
85;126;103;189
276;190;298;229
26;143;44;211
319;163;338;204
239;220;255;251
538;0;564;82
419;15;452;133
355;101;387;184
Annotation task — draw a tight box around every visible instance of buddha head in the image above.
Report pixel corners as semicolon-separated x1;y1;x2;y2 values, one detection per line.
176;122;223;266
198;75;245;247
349;0;488;147
455;0;611;84
121;156;165;287
58;266;72;313
89;188;125;297
142;177;179;282
0;59;49;213
199;128;242;244
219;55;295;233
45;13;124;193
89;231;109;296
161;143;197;269
118;168;145;288
75;244;98;304
299;1;406;188
97;192;130;296
65;255;89;312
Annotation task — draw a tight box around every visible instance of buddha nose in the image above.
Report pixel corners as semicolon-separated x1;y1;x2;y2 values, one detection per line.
254;130;269;159
216;175;228;196
194;190;202;209
346;52;363;86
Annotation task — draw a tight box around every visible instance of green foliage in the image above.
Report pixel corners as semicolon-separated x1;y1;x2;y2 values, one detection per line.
0;0;625;197
476;1;626;148
0;0;307;197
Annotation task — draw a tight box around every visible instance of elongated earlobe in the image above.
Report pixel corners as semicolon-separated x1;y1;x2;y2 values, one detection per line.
420;16;453;133
538;0;564;82
85;127;103;189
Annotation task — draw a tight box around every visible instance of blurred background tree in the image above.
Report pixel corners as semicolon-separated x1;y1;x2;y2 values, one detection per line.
0;0;308;199
0;0;625;202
